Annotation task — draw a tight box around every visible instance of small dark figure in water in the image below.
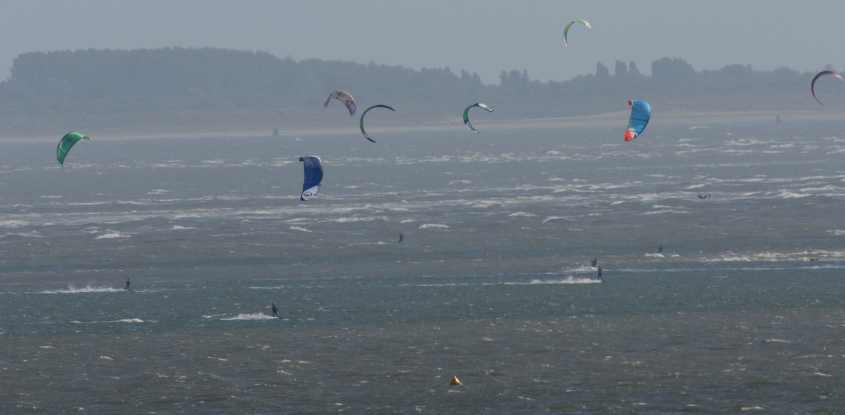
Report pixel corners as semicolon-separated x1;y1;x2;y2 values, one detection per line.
657;244;664;254
697;193;711;200
590;257;598;267
596;266;603;281
124;278;131;291
398;233;404;243
271;302;280;318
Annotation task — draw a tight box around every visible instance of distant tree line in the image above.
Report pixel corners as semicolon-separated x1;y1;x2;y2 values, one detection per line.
0;47;836;121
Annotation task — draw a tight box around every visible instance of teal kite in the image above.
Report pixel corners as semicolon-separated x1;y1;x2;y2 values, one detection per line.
56;131;91;166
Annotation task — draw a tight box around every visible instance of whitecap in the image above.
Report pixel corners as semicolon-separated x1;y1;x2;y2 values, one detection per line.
0;231;42;239
36;285;124;294
0;220;29;228
418;223;450;230
220;313;277;321
71;318;145;324
95;232;131;240
504;277;601;286
289;226;312;233
509;211;536;218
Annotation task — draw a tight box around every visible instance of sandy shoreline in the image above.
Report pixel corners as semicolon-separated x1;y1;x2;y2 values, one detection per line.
1;109;842;143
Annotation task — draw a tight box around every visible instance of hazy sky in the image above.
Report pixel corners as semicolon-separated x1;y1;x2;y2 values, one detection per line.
1;0;842;83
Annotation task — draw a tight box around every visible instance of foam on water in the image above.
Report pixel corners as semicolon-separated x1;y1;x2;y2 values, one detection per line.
71;318;146;324
509;211;536;217
35;285;125;294
418;223;450;230
95;232;131;240
561;265;598;274
219;313;278;321
405;276;601;287
0;231;42;239
248;286;286;290
703;249;845;263
504;277;601;285
0;220;30;228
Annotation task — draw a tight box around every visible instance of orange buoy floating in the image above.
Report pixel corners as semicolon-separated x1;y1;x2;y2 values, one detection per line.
449;375;462;386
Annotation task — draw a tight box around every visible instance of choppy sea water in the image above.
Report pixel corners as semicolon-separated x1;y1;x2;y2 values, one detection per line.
2;120;845;413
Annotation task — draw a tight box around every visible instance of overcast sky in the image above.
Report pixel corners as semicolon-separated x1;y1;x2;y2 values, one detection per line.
1;0;842;83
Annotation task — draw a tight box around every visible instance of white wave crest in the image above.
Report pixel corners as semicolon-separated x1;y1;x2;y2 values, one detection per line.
36;285;124;294
419;223;450;230
71;318;145;324
95;232;131;240
504;277;601;285
561;265;597;273
289;226;312;233
0;231;43;239
220;313;277;321
509;211;537;217
703;250;844;263
0;220;29;228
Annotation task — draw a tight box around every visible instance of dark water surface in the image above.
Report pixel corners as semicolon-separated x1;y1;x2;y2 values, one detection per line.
2;120;845;413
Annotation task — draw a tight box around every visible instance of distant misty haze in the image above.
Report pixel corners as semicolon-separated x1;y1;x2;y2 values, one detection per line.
0;0;843;83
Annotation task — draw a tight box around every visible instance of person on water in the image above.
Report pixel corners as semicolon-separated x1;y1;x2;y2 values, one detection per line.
124;278;131;291
590;257;598;267
596;266;603;281
271;302;280;318
657;244;664;254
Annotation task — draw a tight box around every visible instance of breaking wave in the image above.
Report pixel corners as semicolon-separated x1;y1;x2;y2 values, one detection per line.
419;223;450;230
219;313;277;321
35;285;124;295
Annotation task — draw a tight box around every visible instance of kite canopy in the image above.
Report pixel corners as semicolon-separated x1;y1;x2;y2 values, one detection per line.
56;131;90;166
624;99;652;142
299;156;324;201
359;104;396;143
462;102;494;132
562;19;592;48
323;90;357;116
810;70;845;106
